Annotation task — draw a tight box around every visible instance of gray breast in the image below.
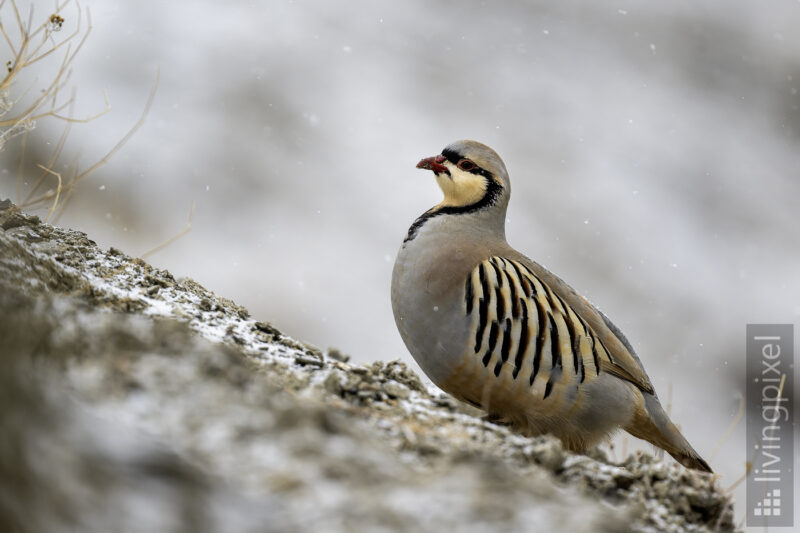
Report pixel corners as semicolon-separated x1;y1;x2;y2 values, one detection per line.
391;215;489;385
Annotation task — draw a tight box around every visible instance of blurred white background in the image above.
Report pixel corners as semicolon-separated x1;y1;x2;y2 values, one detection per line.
3;0;799;526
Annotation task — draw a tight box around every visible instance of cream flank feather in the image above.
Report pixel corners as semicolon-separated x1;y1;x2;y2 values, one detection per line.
391;139;712;473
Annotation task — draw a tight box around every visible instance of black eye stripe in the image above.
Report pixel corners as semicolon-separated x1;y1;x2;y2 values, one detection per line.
441;148;462;165
441;148;493;178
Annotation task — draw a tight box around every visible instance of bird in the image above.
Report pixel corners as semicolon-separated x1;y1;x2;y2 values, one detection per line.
391;139;712;473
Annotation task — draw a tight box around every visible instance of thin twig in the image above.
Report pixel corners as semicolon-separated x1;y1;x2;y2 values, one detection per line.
15;127;28;202
141;201;196;259
0;16;18;56
71;70;158;186
23;86;75;203
51;69;158;219
710;395;743;461
36;163;62;222
50;156;78;224
26;2;80;66
49;90;110;122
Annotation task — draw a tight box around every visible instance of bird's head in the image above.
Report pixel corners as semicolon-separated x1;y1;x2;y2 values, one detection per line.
416;140;510;214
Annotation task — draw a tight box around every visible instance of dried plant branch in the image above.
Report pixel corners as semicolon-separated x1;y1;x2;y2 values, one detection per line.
141;201;195;259
23;90;74;203
49;156;78;224
710;395;743;461
0;12;18;56
81;71;156;182
2;0;156;222
25;3;79;66
47;70;159;219
0;0;101;134
36;163;61;222
15;126;27;200
49;90;109;122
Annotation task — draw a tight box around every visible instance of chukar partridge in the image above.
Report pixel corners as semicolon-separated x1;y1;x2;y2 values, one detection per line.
391;140;712;472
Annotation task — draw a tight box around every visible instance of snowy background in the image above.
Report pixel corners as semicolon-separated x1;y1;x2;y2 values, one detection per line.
3;0;799;526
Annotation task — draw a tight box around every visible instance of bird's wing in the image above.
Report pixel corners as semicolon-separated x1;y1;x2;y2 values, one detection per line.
500;255;654;394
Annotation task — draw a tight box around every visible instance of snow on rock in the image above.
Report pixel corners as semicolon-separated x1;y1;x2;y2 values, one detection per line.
0;201;737;533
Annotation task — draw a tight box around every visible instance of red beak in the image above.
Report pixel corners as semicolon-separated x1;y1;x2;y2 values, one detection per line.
416;154;450;175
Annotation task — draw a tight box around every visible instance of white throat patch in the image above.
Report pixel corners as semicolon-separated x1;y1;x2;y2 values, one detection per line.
435;167;487;209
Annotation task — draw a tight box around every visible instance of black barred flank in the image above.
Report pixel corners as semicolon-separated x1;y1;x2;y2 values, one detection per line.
492;356;503;376
474;263;490;352
518;262;539;297
548;312;562;370
495;283;505;321
464;256;616;390
570;339;580;378
530;296;546;385
503;260;520;319
512;300;530;380
592;341;601;376
465;274;474;315
543;379;554;400
572;311;592;337
490;261;505;321
557;298;579;376
564;306;585;381
575;312;591;338
574;313;600;377
495;318;512;376
483;321;499;367
509;260;532;298
545;286;563;314
479;262;489;298
475;298;487;353
544;323;563;399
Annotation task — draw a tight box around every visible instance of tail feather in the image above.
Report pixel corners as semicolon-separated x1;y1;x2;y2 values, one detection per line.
670;448;713;473
626;392;713;473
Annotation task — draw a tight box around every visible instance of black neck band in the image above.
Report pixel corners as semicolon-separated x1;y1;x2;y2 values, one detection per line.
403;177;502;243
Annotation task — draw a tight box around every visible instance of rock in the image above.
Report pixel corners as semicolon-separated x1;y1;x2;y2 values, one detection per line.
326;347;351;362
0;204;737;533
382;381;410;400
254;320;282;336
294;355;325;367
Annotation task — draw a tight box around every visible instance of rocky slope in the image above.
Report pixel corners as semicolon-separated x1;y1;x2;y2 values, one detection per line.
0;201;736;532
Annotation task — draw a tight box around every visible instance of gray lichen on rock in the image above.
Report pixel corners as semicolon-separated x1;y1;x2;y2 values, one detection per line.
0;202;737;532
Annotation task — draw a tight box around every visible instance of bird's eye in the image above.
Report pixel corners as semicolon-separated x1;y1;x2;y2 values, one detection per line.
458;159;475;171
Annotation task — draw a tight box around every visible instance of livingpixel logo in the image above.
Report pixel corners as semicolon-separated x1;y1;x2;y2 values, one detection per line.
746;324;794;527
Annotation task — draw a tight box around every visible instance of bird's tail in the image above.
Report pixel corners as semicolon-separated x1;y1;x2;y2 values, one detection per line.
625;392;713;473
